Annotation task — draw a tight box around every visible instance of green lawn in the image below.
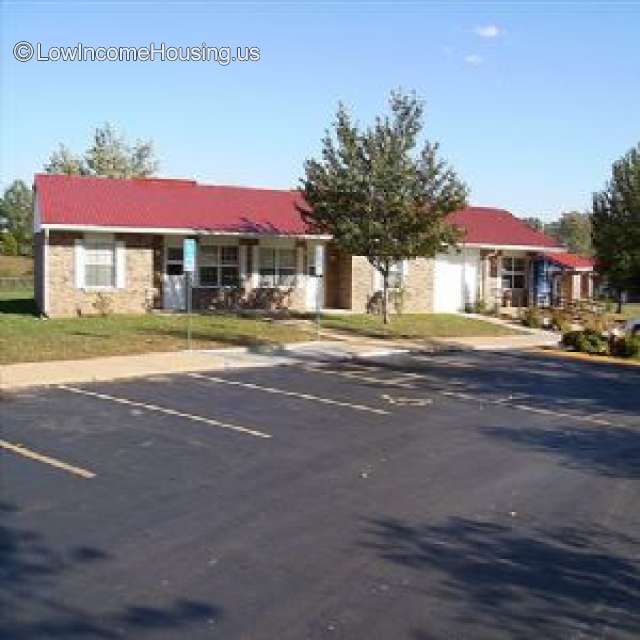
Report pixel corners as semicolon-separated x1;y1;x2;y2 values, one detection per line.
0;289;313;364
318;313;521;339
617;303;640;321
1;289;520;365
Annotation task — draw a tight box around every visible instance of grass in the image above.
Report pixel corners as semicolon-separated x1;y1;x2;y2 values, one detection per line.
318;313;521;339
0;289;313;365
616;303;640;321
0;256;33;277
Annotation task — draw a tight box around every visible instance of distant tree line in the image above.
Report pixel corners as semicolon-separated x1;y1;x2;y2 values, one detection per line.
1;123;157;256
522;211;593;257
523;142;640;309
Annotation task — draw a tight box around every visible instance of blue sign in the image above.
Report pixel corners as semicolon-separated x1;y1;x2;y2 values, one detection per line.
183;239;196;273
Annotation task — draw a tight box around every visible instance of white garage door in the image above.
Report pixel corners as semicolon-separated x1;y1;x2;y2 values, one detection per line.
434;251;465;313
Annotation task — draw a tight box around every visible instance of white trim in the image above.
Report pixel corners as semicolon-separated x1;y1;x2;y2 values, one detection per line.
116;241;126;288
42;223;331;240
461;242;564;252
74;239;85;289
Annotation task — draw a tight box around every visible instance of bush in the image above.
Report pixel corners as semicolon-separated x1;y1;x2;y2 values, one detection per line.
0;232;18;256
612;334;640;359
561;330;581;349
575;329;609;355
521;306;542;329
583;312;612;334
562;329;609;355
551;308;572;333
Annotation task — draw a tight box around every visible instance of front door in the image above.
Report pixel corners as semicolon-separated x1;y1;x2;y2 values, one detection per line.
163;243;186;310
306;244;324;310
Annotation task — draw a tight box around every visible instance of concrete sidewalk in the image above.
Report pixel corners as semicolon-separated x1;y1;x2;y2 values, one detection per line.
0;340;411;391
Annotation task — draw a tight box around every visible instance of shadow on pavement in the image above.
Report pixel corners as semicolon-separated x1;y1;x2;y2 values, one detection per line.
362;515;640;639
0;501;221;639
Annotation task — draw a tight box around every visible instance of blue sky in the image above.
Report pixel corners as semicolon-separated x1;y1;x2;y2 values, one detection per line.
1;0;639;220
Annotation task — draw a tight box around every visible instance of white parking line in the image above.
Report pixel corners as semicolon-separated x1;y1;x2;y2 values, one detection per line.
58;385;272;439
188;373;390;416
0;439;95;479
303;365;621;427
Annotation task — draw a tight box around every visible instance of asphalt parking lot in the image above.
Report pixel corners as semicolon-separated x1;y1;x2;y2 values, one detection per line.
1;350;639;639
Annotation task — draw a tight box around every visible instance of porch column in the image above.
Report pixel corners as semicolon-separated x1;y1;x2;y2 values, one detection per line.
572;273;581;301
296;240;305;288
251;245;260;289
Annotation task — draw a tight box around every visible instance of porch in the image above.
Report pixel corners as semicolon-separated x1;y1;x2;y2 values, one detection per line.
157;235;326;313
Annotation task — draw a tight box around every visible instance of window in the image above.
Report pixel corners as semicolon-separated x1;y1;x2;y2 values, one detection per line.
259;247;297;287
198;244;239;287
502;256;526;289
166;246;183;276
85;239;115;288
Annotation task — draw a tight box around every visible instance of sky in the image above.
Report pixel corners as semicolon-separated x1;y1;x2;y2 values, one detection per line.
1;0;639;220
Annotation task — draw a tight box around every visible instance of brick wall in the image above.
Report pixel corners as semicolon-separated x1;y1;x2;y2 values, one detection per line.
47;232;156;317
349;256;434;314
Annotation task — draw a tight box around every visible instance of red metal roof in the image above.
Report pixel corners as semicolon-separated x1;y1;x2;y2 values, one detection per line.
543;251;594;270
36;175;562;250
447;206;561;248
35;174;311;235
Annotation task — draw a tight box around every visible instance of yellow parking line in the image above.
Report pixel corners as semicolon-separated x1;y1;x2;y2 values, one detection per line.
188;373;390;416
0;439;95;479
58;385;272;439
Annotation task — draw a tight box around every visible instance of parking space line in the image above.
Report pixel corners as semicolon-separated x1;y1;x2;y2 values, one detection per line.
188;373;390;415
58;385;272;439
0;439;95;479
302;364;621;428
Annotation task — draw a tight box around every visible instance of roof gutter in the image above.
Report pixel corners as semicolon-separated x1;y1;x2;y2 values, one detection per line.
41;223;332;240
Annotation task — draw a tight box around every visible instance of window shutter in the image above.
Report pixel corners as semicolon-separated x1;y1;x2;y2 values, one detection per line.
74;239;85;289
116;241;126;288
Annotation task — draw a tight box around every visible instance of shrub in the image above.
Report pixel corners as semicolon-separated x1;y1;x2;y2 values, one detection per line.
473;298;488;315
0;232;18;256
561;330;581;349
551;308;572;333
92;293;113;317
521;306;543;329
575;329;608;355
613;334;640;359
583;312;612;334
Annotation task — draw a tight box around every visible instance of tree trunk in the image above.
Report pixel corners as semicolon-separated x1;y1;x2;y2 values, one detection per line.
382;267;390;325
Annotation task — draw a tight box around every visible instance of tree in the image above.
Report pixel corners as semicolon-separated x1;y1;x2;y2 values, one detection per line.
1;180;33;255
545;211;593;256
1;232;18;256
44;123;158;179
85;123;157;178
523;217;545;232
592;143;640;312
44;144;88;175
301;91;468;323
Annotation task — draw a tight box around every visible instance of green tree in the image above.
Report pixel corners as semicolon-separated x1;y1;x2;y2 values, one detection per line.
592;143;640;312
1;232;18;256
545;211;593;256
44;144;88;175
85;123;157;178
523;217;545;232
1;180;33;255
301;91;467;323
44;123;157;179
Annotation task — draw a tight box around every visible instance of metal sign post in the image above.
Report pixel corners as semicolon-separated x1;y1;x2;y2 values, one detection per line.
183;239;197;351
314;245;324;340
